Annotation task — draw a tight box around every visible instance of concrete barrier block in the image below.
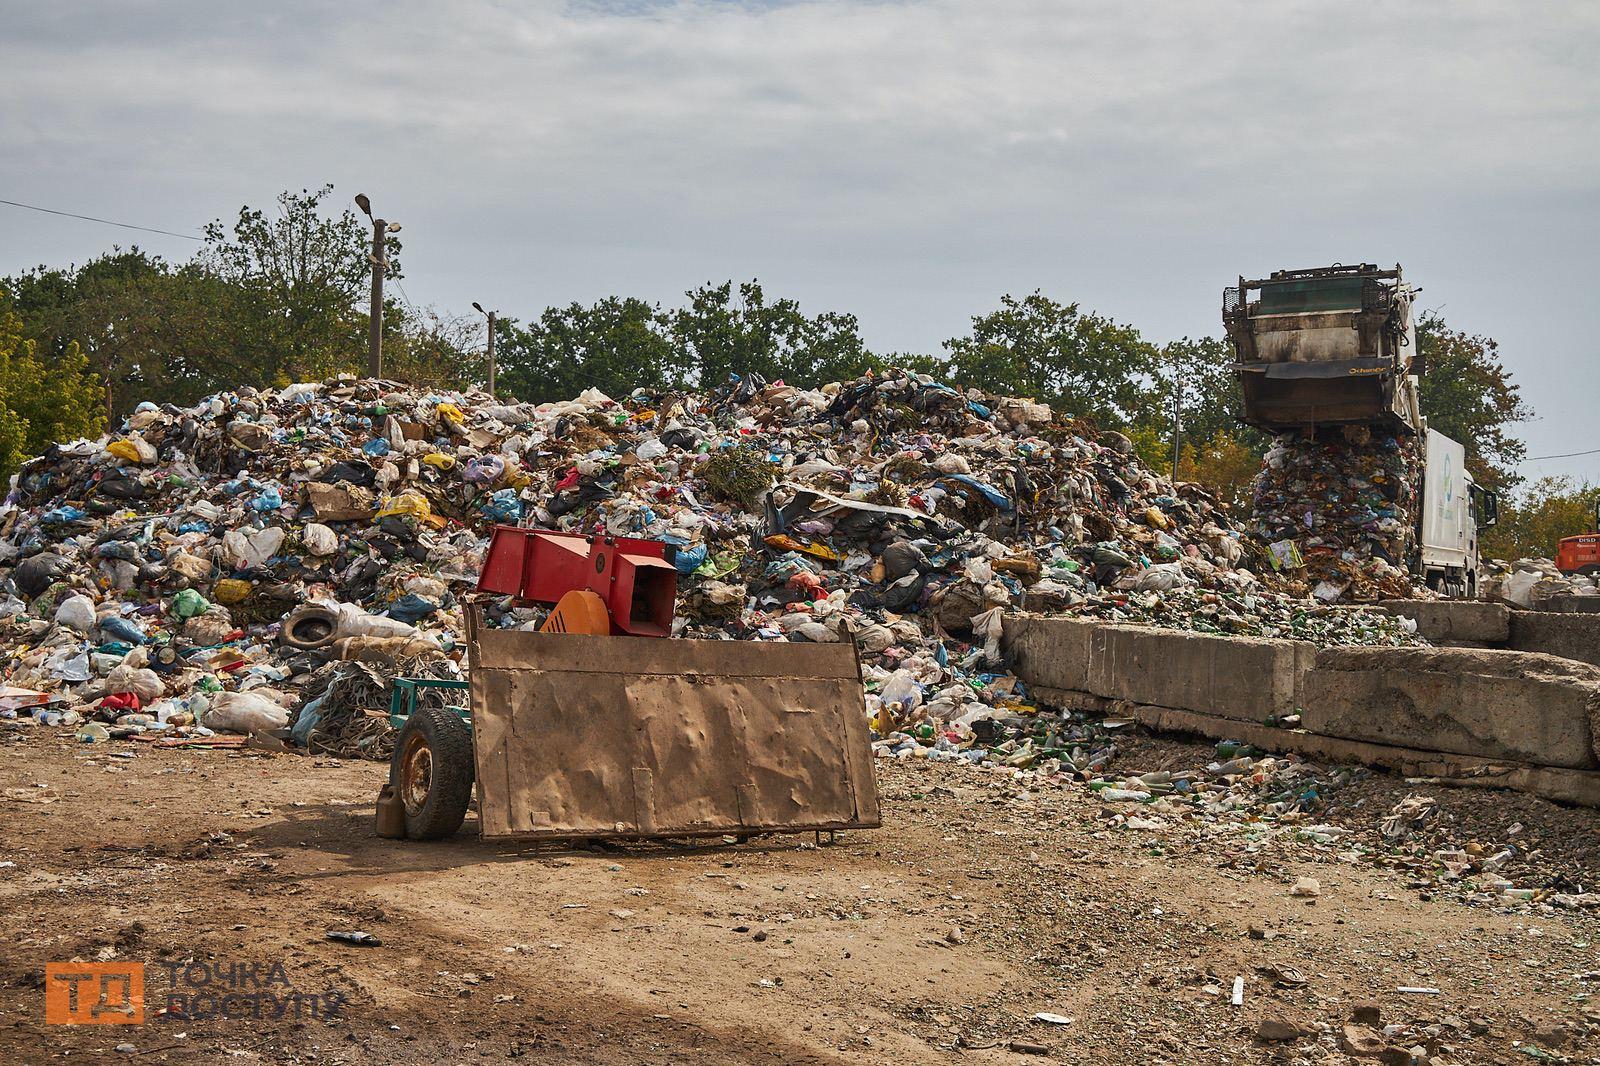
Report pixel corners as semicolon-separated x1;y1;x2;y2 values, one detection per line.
1001;616;1307;724
1376;600;1510;643
1302;646;1600;770
1507;612;1600;668
1536;594;1600;615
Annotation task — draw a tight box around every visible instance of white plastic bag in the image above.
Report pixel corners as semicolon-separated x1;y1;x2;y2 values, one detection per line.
971;605;1005;661
55;594;97;633
1133;563;1186;592
104;664;164;702
879;669;923;714
204;690;289;734
1502;570;1540;608
334;602;421;640
302;523;338;556
223;527;286;569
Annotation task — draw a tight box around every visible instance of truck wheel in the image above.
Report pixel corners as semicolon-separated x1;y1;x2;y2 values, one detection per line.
389;706;474;840
1578;565;1600;577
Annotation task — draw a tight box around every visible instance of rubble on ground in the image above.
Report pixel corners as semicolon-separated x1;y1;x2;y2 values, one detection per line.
0;372;1420;763
1484;557;1600;607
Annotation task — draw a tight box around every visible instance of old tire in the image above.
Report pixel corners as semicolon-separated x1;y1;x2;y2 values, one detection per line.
280;604;339;650
389;705;474;840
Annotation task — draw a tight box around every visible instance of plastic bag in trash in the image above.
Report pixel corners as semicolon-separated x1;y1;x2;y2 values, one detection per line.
205;690;290;734
98;615;148;645
223;526;286;569
171;588;210;619
302;523;339;556
1133;563;1186;592
55;594;97;633
105;664;164;702
482;488;521;522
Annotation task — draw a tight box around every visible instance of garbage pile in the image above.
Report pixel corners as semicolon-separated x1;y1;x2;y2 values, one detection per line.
1484;557;1600;608
0;371;1420;757
1251;428;1420;602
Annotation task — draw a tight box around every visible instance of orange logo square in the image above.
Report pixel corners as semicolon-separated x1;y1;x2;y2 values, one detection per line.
45;962;145;1025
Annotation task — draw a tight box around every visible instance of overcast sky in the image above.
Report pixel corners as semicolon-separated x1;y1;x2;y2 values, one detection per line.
3;1;1597;479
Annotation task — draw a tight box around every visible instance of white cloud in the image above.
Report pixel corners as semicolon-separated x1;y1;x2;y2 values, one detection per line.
2;0;1597;463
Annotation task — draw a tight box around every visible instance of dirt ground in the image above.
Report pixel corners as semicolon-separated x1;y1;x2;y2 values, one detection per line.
2;725;1598;1065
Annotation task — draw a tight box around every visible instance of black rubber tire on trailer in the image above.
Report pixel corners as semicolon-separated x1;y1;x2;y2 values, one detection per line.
389;706;475;841
1578;564;1600;577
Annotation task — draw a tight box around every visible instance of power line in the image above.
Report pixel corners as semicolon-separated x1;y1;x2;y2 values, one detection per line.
0;196;204;242
1522;446;1600;463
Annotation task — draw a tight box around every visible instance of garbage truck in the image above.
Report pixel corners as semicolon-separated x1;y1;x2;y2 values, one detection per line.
1417;428;1497;596
1224;263;1496;595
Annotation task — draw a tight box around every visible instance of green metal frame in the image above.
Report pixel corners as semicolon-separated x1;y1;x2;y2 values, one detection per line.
388;677;472;731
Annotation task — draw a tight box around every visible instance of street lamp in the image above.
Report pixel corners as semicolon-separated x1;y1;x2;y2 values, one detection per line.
472;302;498;400
355;193;399;380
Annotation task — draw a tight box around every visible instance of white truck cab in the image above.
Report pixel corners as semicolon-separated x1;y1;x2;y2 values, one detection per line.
1419;428;1497;596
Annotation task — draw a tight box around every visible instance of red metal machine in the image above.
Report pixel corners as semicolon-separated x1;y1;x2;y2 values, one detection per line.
475;528;679;636
1556;498;1600;576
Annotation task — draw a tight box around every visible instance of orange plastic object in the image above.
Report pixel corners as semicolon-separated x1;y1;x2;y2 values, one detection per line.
539;590;612;635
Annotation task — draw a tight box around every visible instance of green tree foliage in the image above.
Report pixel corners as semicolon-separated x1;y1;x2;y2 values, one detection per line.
1133;334;1265;486
1481;476;1599;561
1416;312;1531;493
942;292;1159;428
378;303;481;392
1159;336;1255;448
2;187;474;418
670;280;883;389
199;184;400;383
497;296;680;403
0;307;105;477
1176;430;1263;515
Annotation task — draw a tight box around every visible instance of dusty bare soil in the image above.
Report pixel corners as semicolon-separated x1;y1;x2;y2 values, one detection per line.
2;726;1598;1064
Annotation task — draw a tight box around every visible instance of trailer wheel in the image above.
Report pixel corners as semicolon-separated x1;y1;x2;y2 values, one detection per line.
1578;564;1600;577
389;706;474;840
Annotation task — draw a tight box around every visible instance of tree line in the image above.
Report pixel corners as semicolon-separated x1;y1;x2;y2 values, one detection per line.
2;184;1573;559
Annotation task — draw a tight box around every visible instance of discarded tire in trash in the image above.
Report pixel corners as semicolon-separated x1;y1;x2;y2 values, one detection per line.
389;705;474;840
280;605;338;650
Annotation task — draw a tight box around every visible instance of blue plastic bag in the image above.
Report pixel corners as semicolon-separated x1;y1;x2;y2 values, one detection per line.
482;488;522;522
387;594;439;624
672;542;708;574
99;616;148;645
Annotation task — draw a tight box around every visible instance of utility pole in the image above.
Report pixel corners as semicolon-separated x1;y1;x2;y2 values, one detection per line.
354;194;399;380
1171;357;1184;483
473;302;498;399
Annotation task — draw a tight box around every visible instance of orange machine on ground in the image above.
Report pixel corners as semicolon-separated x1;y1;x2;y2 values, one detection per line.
1556;498;1600;576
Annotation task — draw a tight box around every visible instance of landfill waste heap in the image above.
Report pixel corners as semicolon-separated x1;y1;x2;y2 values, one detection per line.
1485;556;1600;608
1250;426;1421;602
0;372;1421;765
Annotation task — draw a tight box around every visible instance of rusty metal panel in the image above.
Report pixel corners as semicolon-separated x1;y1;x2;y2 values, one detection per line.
468;630;880;840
